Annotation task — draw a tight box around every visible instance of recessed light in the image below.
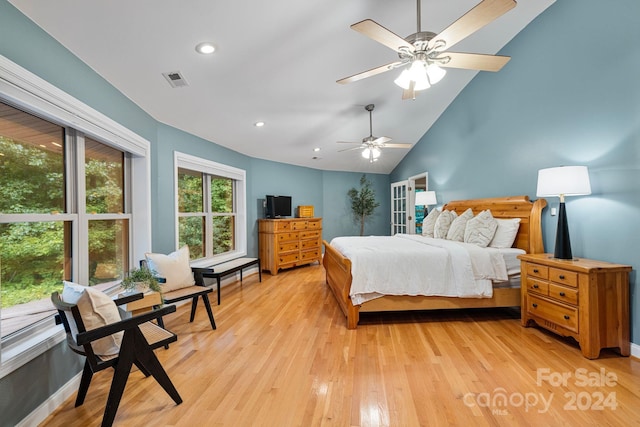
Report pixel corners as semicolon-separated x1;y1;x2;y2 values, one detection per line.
195;42;216;54
313;147;321;152
254;121;265;127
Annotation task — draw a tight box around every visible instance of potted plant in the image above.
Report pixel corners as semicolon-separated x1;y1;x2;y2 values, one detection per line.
348;174;380;236
120;267;161;295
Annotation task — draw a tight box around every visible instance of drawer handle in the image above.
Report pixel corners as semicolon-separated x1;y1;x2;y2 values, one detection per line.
532;303;538;308
559;274;565;280
533;269;539;273
559;292;566;297
533;284;539;289
564;315;570;320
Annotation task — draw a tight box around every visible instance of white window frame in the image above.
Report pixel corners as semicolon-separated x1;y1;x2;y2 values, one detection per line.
174;152;247;265
0;54;152;378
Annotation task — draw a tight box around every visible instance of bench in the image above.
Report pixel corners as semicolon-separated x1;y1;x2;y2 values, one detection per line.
192;257;261;305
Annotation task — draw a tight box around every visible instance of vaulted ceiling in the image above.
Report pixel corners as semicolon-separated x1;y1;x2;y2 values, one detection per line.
9;0;554;173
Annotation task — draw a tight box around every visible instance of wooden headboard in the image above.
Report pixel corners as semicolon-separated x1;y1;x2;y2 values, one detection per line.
442;195;547;254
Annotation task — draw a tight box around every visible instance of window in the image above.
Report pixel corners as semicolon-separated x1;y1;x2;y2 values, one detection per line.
175;152;246;263
0;54;151;377
0;102;131;339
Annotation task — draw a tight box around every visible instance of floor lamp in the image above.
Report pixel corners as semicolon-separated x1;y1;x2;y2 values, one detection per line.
536;166;591;260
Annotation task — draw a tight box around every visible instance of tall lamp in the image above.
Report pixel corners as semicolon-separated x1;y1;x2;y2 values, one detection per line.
415;191;437;215
536;166;591;260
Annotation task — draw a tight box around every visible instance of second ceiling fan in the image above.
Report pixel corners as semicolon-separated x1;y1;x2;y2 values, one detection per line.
337;0;517;100
338;104;411;163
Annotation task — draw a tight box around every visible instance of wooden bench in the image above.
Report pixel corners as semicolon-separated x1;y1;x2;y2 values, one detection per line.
192;257;261;305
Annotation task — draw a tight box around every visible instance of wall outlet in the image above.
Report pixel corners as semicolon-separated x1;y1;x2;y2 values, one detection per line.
551;207;557;216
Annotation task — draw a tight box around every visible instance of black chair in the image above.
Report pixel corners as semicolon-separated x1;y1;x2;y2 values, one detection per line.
140;260;217;330
52;291;182;427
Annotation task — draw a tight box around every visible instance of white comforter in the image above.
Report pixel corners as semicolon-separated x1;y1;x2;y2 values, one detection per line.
330;234;510;305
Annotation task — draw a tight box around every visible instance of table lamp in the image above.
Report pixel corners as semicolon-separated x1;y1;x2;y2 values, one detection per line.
536;166;591;259
415;191;437;214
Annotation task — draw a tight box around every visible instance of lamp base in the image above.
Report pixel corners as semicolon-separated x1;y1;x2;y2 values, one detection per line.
553;202;573;260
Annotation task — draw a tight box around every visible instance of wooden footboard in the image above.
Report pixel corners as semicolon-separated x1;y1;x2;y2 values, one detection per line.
323;240;360;328
322;195;547;329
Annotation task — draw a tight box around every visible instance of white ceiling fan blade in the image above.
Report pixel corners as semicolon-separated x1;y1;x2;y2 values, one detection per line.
428;0;516;52
351;19;414;52
441;52;510;72
337;141;361;144
337;61;403;84
384;143;412;148
373;136;392;144
338;146;365;153
402;81;417;100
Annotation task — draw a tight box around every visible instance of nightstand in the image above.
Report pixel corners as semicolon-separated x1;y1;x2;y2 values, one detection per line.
518;253;632;359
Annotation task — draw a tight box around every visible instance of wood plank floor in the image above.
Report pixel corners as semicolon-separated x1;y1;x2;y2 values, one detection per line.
41;264;640;426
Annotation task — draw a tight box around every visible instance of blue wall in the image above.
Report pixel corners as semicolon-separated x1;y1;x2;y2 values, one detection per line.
391;0;639;344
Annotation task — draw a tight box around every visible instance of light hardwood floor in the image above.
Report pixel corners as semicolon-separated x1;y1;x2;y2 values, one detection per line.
41;264;640;426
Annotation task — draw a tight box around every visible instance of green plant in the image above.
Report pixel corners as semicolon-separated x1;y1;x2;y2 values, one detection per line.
347;174;380;236
120;267;161;294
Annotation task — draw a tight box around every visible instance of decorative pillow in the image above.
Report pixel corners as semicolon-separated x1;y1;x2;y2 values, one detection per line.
145;245;195;292
421;208;440;237
446;208;474;241
433;210;457;239
62;281;122;357
464;210;498;247
489;218;522;248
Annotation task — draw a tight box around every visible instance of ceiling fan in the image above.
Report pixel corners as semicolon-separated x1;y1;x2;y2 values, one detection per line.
338;104;411;163
337;0;517;100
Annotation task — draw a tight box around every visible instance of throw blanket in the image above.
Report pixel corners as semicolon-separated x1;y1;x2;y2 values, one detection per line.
330;234;509;305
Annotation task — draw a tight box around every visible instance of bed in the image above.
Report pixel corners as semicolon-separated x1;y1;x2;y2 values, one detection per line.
323;196;547;329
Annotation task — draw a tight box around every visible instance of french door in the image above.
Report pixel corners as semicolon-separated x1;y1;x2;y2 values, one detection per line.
391;180;410;235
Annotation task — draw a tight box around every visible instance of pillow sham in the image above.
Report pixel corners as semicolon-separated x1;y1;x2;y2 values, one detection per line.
446;208;474;241
489;218;522;248
62;281;123;357
421;208;440;237
464;209;498;247
145;245;195;292
433;210;457;239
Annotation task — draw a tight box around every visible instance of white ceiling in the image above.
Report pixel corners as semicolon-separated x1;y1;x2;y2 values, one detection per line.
10;0;554;174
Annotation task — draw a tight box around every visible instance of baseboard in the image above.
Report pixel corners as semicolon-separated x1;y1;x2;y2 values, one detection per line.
631;342;640;360
16;371;81;427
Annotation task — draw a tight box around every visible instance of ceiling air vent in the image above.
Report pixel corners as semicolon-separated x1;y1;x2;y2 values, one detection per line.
162;71;189;88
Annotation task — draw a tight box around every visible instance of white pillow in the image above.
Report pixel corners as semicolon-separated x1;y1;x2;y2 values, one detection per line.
489;218;522;248
421;208;440;237
446;208;474;241
433;210;457;239
62;281;122;357
464;210;498;247
145;245;195;292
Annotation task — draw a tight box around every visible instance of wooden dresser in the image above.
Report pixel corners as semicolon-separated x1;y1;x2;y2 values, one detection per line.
258;218;322;275
518;253;631;359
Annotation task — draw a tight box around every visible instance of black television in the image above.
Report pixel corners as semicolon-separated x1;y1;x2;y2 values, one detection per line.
265;195;292;218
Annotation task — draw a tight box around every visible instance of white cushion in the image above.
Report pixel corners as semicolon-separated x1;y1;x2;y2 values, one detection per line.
433;210;457;239
145;245;195;292
62;281;122;357
446;208;474;241
421;208;440;237
464;210;498;247
489;218;522;248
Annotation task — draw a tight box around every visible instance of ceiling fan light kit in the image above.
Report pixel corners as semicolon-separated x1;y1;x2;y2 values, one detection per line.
337;0;517;99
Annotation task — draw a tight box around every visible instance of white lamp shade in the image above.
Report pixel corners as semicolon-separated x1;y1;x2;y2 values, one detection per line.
415;191;437;206
536;166;592;198
362;147;381;159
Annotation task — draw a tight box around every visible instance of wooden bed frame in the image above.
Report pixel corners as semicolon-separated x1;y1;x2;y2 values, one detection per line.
323;195;547;329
